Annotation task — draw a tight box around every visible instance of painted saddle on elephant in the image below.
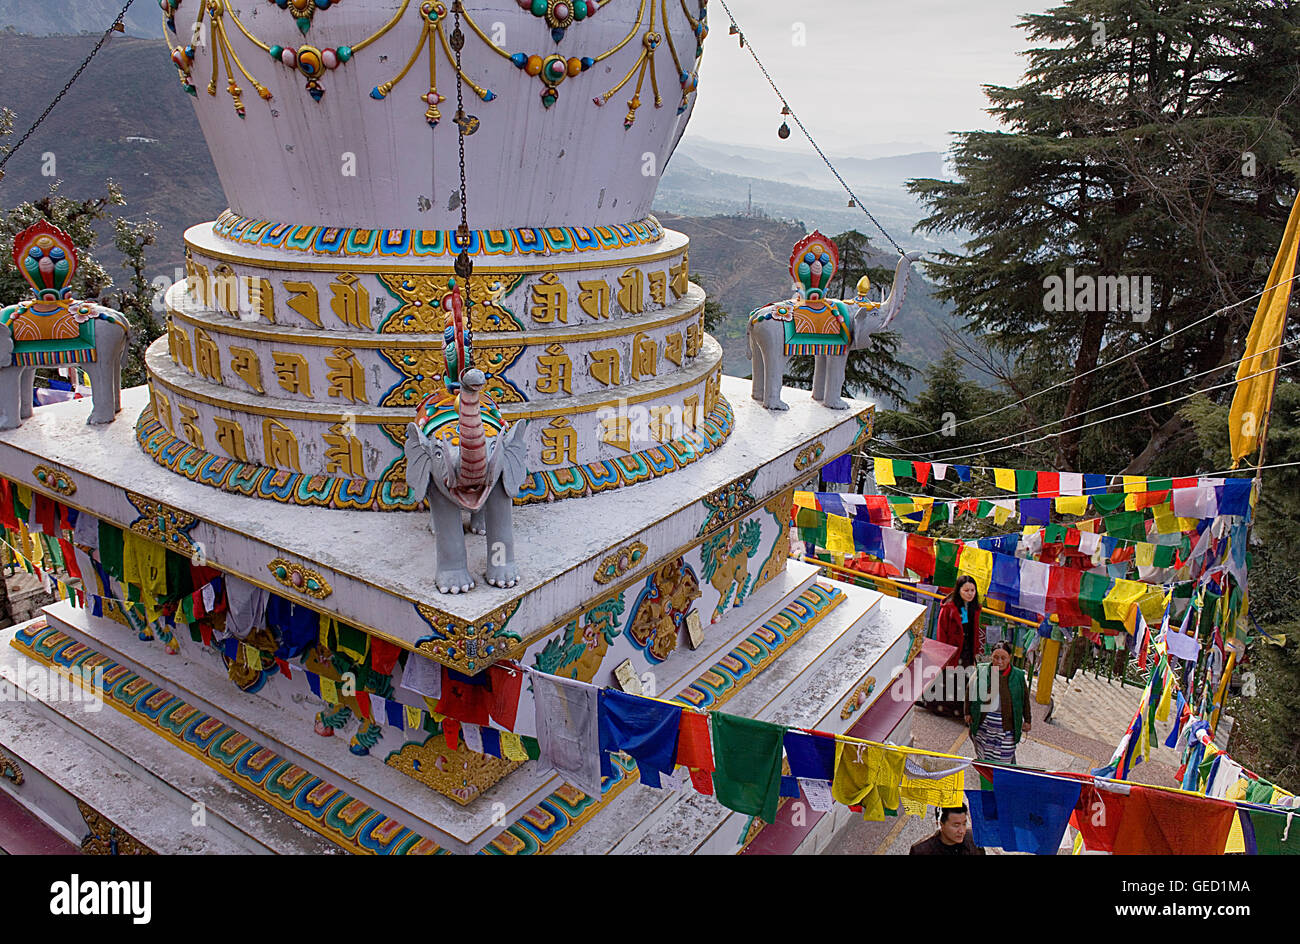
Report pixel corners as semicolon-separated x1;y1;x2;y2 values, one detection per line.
0;300;125;366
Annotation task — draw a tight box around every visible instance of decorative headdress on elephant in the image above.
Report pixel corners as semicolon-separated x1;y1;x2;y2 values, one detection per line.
789;231;839;301
13;220;80;301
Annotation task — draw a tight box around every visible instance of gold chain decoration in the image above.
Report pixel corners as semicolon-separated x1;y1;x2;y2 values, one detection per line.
266;557;333;598
592;0;661;126
32;465;76;496
195;0;272;116
593;541;648;584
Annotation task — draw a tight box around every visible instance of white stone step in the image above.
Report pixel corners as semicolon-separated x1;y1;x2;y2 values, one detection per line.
0;619;335;854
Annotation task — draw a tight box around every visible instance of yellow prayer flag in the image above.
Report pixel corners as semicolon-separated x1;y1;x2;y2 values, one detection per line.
826;514;854;553
320;676;338;704
958;547;993;595
991;503;1013;526
1122;475;1146;493
1055;495;1089;516
993;468;1016;492
243;644;262;671
1225;813;1246;855
404;705;422;730
1177;516;1200;531
1135;543;1156;568
1230;189;1300;465
499;731;530;761
1155;674;1174;722
915;496;934;532
1138;591;1167;625
874;457;896;486
1124;494;1139;511
1151;502;1179;534
793;491;817;510
1102;579;1148;623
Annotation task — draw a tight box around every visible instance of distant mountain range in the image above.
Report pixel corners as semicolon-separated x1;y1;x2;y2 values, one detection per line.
0;34;970;401
0;2;161;38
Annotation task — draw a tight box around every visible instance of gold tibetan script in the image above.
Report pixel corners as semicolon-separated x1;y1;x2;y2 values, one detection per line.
630;333;657;381
168;322;193;370
541;417;577;466
329;273;372;330
685;320;703;357
272;352;312;397
589;348;620;386
263;418;301;472
664;331;683;366
194;327;222;383
178;404;203;450
324;422;365;477
152;390;173;432
704;372;721;414
648;405;674;443
228;346;265;394
325;347;367;404
599;415;632;452
617;268;644;313
187;259;210;306
530;273;567;325
682;394;699;431
283;280;323;327
536;344;572;395
211;264;239;318
578;279;610;320
213;417;248;463
248;277;274;322
669;254;689;298
648;271;667;306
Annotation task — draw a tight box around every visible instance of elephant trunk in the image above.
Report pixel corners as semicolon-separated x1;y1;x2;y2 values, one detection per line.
874;250;925;332
457;369;489;492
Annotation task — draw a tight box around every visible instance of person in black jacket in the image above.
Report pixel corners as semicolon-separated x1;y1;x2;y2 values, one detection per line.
908;804;985;855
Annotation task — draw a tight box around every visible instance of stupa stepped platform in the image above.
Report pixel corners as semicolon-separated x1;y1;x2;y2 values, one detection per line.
0;618;337;854
4;558;896;854
0;378;870;675
554;585;926;855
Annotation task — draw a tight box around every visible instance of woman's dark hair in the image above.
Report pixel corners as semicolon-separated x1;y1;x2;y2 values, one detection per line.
939;804;968;823
992;640;1014;657
944;575;980;612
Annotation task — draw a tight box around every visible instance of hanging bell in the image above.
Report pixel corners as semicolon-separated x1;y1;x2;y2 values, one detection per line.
848;197;856;207
728;23;738;35
777;121;790;139
781;105;791;115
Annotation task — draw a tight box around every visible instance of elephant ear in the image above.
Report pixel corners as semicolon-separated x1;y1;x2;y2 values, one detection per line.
403;423;432;502
0;317;12;367
499;419;532;499
429;441;459;502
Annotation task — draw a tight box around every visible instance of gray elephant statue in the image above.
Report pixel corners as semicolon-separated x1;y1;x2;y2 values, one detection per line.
0;220;130;430
747;230;922;411
404;368;530;594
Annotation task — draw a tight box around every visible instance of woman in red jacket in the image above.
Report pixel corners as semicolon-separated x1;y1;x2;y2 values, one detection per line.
928;576;983;715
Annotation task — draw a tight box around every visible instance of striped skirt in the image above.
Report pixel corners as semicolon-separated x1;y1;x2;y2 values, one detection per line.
972;711;1017;764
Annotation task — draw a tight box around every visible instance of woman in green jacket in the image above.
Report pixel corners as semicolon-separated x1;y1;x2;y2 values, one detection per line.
964;641;1031;764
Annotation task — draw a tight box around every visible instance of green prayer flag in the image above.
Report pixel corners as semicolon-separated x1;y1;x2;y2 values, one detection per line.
1153;544;1176;568
522;736;541;761
1092;494;1127;515
976;500;994;518
710;712;784;825
1105;511;1145;541
98;522;125;581
892;459;912;481
1014;469;1037;496
933;541;959;589
165;550;194;603
1247;810;1300;855
1102;633;1118;650
1045;524;1067;544
1078;572;1111;621
1147;477;1173;492
1245;779;1275;805
794;506;820;529
930;503;950;525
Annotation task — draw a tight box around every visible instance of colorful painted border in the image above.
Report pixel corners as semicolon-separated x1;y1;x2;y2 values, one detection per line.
212;211;665;259
133;397;736;511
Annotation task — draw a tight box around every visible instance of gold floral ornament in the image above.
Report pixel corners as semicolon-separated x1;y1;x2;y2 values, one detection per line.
385;733;520;806
793;442;824;471
32;465;76;496
0;747;23;786
267;558;333;598
77;800;155;855
126;492;201;556
414;600;522;673
840;676;876;720
594;541;648;585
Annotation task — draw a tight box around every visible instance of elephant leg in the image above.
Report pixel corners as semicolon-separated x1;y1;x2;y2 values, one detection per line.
812;356;828;402
19;367;35;419
85;361;118;425
482;483;519;589
467;507;487;535
0;370;22;430
749;326;765;402
431;496;475;593
764;338;790;411
820;354;851;409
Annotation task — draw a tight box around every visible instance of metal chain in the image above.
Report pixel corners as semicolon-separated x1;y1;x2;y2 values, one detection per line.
451;1;472;280
714;0;904;255
0;0;138;181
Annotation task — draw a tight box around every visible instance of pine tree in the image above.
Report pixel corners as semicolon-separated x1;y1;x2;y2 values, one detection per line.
909;0;1300;472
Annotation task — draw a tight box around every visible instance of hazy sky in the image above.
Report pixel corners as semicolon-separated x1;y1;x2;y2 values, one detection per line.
686;0;1056;158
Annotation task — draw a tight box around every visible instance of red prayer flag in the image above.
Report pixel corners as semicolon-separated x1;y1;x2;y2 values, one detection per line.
1064;528;1081;548
1112;786;1234;855
1037;472;1060;498
905;535;936;581
913;462;931;486
355;692;371;720
1172;477;1197;489
369;637;401;675
1071;784;1126;853
32;493;57;534
0;480;16;531
488;664;523;731
862;496;891;526
688;769;714;795
437;670;491;725
276;657;292;679
1133;490;1170;510
59;539;81;579
1048;567;1088;627
676;711;715;772
443;718;460;751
